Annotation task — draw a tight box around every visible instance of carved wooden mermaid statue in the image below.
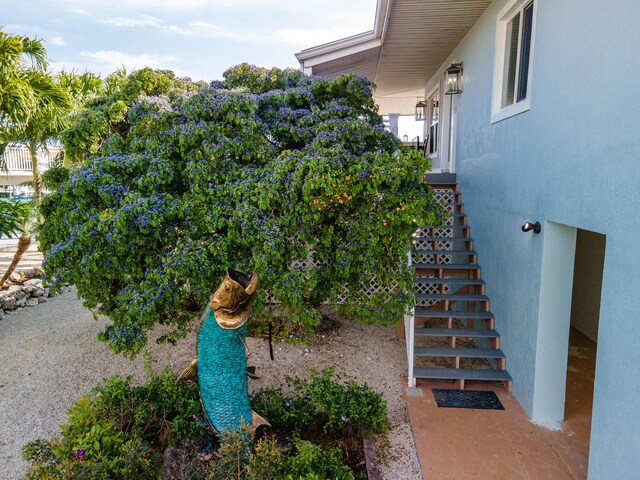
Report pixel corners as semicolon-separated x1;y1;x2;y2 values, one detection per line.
178;268;268;436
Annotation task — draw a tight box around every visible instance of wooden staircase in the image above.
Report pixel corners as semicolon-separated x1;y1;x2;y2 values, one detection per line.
405;174;512;391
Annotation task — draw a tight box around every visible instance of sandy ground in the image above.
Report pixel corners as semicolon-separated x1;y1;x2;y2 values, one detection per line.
0;240;422;479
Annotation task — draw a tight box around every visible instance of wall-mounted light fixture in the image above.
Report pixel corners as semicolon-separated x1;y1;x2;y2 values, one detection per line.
415;100;426;121
522;221;541;234
445;63;463;95
402;134;409;142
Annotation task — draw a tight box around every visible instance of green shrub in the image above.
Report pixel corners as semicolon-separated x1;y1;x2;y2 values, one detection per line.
22;368;382;479
184;426;355;480
252;367;389;440
279;440;355;480
22;367;202;479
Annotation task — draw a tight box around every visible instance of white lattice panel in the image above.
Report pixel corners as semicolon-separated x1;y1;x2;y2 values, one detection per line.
266;188;461;305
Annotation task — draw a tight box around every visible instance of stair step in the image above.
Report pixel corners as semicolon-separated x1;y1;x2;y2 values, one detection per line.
415;309;494;319
430;225;470;230
413;249;477;256
414;347;505;359
412;263;480;270
426;173;456;185
415;327;499;338
413;236;474;242
415;277;485;286
417;293;489;302
413;367;512;382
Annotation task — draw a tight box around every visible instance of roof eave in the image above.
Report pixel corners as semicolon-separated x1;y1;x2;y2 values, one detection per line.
295;0;390;69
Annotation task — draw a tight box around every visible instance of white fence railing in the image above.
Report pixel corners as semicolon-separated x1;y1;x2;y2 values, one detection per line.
1;146;62;172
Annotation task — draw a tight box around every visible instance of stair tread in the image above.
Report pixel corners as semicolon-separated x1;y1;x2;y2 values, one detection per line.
413;236;474;242
414;347;505;359
412;263;480;270
413;367;512;382
415;327;499;338
415;277;485;285
413;249;477;255
430;225;470;229
417;293;489;301
415;309;494;319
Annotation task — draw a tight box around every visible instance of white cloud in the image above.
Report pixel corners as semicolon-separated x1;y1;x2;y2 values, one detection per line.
79;50;180;75
67;7;91;16
100;15;161;27
188;21;268;42
49;36;66;46
58;0;208;12
100;15;192;35
275;28;366;47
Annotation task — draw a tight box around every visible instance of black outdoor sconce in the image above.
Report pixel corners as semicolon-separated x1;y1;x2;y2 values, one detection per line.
415;99;426;121
522;221;541;234
445;63;463;95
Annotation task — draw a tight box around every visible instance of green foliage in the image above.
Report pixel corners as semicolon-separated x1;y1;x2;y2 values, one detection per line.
0;29;68;137
279;440;355;480
22;368;381;479
21;368;202;479
181;425;356;480
59;68;206;163
40;63;442;355
41;166;69;191
251;367;389;440
0;199;22;237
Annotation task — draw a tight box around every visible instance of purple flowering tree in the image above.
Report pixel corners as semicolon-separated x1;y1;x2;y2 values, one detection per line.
40;64;440;355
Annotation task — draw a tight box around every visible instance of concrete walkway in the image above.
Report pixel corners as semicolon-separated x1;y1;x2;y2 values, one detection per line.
404;329;593;479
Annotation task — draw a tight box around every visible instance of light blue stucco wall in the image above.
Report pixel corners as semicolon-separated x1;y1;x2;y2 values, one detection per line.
424;0;640;477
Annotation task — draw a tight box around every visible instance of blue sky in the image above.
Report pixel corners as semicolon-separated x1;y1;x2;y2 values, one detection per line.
1;0;376;82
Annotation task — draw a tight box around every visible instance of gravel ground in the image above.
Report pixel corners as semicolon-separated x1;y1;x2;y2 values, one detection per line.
0;241;422;479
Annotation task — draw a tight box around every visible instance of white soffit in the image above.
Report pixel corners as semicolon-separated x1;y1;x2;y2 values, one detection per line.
296;0;491;100
376;88;426;115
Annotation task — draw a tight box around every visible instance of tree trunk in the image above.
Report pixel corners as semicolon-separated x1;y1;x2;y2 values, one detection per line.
0;236;31;287
29;144;41;200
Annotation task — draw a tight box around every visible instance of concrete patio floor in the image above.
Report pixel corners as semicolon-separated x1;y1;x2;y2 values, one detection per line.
405;328;595;479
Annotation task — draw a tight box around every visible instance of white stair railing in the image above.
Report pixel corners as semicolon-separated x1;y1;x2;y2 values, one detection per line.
405;249;416;388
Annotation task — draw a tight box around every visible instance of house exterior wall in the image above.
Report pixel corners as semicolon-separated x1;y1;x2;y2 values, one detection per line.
424;0;640;477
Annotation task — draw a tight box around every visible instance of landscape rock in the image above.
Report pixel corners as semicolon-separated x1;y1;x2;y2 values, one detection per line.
25;298;39;307
32;287;45;297
0;277;54;313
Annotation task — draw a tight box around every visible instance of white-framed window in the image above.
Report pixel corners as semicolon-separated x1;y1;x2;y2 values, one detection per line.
491;0;537;123
426;87;440;157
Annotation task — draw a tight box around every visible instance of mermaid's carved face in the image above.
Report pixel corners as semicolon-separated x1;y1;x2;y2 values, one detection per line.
210;269;259;330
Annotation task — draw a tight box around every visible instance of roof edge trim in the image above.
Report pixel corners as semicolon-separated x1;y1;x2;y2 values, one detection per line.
295;0;389;65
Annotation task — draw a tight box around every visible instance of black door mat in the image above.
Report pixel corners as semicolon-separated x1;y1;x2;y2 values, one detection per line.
432;389;504;410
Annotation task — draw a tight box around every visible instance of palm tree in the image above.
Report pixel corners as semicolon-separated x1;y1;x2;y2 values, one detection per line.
0;31;70;144
1;30;101;203
0;199;36;287
6;73;71;200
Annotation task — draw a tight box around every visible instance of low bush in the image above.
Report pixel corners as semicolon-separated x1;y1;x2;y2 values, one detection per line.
22;367;202;479
22;368;387;479
251;367;390;440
